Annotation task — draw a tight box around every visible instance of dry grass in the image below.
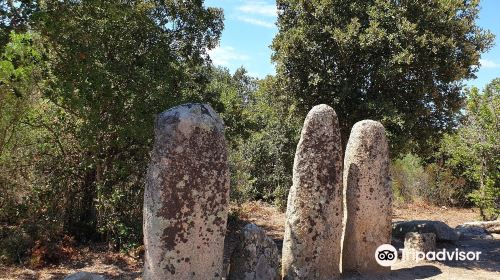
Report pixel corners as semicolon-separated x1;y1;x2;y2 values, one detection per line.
237;201;285;240
236;200;482;235
393;201;481;227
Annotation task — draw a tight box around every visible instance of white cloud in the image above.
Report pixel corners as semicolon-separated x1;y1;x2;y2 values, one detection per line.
479;59;500;69
237;1;277;17
237;16;275;28
234;1;277;28
208;46;249;66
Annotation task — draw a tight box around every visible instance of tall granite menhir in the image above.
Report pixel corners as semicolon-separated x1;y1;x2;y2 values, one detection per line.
282;104;343;280
143;103;230;280
342;120;392;275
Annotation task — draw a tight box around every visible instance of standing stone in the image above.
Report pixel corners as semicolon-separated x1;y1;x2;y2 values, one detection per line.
143;103;230;280
228;223;280;280
342;120;392;275
282;104;343;280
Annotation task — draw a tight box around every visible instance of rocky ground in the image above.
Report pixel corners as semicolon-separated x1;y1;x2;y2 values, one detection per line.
1;201;498;280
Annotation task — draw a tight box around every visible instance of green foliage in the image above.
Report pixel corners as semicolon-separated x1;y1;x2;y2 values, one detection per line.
0;1;38;48
32;0;223;247
391;153;427;203
0;31;44;151
0;31;48;226
0;226;33;265
233;76;302;210
441;79;500;220
391;153;467;206
207;67;257;144
424;162;467;206
206;69;301;210
206;67;258;202
272;0;494;156
1;0;225;257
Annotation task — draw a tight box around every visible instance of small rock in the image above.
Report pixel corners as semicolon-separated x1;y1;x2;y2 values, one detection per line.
64;272;106;280
228;223;280;280
392;220;459;242
402;233;436;262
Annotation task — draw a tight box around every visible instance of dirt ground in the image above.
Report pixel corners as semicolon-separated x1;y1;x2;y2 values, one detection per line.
1;201;498;279
0;244;142;280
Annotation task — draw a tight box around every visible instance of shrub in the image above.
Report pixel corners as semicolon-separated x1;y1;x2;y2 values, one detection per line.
391;153;478;207
0;227;33;265
391;153;428;203
424;163;468;206
28;235;76;268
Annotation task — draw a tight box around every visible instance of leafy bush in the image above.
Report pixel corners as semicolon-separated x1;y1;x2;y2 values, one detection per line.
1;0;225;256
391;153;428;203
230;76;301;210
0;227;33;265
391;154;467;206
424;163;467;206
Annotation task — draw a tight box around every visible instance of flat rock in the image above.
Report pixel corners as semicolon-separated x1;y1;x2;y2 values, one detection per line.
392;220;459;242
458;221;500;234
455;225;490;240
228;223;280;280
143;103;230;280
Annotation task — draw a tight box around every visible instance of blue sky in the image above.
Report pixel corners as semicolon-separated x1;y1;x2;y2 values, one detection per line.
205;0;499;90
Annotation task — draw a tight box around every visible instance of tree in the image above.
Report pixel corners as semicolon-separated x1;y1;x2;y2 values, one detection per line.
0;31;43;156
206;66;257;145
0;0;38;47
272;0;494;156
233;76;302;209
0;0;224;249
0;31;46;224
441;79;499;220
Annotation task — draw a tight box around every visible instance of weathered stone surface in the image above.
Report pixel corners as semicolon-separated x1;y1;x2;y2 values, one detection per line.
403;233;436;262
282;104;343;280
228;223;280;280
64;272;106;280
456;225;491;240
143;103;230;280
392;220;459;242
458;221;500;234
342;120;392;275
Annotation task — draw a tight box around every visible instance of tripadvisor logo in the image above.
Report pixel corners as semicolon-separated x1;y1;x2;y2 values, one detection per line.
402;248;482;262
375;244;398;266
375;244;482;266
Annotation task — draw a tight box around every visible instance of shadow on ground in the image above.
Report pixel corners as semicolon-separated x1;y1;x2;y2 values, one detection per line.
435;238;500;273
340;265;442;279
